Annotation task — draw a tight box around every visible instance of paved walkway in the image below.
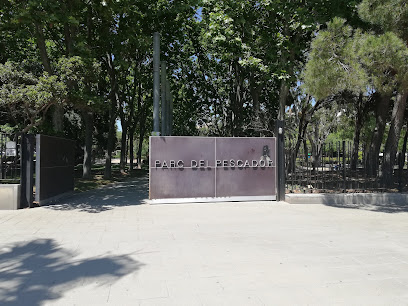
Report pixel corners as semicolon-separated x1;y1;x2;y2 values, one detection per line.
0;176;408;305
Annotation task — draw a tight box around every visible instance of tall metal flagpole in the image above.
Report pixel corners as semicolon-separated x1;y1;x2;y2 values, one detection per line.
161;61;167;136
153;32;160;135
165;78;172;136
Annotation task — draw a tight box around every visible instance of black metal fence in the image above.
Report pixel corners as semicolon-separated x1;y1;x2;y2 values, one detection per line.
1;132;75;208
0;132;21;182
286;140;408;193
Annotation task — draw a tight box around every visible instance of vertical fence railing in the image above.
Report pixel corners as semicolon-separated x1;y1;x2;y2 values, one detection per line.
0;132;38;208
20;134;35;208
286;140;407;193
0;132;21;182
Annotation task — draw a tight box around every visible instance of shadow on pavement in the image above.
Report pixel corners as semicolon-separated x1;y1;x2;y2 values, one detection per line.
322;200;408;213
0;239;142;305
45;176;149;213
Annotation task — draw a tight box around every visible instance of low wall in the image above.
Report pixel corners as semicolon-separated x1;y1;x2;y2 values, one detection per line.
0;184;21;210
286;193;408;205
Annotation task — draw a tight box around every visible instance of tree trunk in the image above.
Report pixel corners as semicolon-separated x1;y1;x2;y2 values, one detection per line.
82;111;93;179
129;126;135;172
351;120;362;171
310;140;318;171
367;93;391;176
250;85;261;116
64;0;74;56
34;21;63;133
34;22;52;74
290;97;323;171
104;53;118;179
401;127;408;171
303;138;308;164
249;74;262;126
308;125;320;171
52;105;64;133
278;81;289;121
64;23;74;56
127;70;139;173
119;121;127;173
137;108;148;169
125;136;129;169
398;127;408;190
230;60;244;136
381;91;408;185
137;126;146;169
289;114;307;174
351;94;364;171
104;110;116;179
292;106;309;170
277;21;295;122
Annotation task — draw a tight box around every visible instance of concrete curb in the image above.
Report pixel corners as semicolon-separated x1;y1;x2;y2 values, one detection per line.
286;193;408;205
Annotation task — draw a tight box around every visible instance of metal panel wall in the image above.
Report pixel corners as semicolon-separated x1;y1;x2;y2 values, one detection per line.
35;135;75;203
149;136;276;201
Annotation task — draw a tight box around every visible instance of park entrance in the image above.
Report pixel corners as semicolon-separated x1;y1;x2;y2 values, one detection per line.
149;136;276;203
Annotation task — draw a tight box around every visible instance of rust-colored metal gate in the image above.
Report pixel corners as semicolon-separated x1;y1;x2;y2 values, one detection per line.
149;136;276;203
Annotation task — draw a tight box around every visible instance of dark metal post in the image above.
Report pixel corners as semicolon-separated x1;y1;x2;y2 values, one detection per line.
161;61;167;136
342;140;346;192
168;82;173;136
153;32;160;135
20;134;35;208
160;61;167;136
165;78;172;136
35;134;41;204
398;152;403;192
276;120;285;201
0;133;4;179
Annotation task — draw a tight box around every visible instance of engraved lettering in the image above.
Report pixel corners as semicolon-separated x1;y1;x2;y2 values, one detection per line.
259;160;266;167
162;160;168;168
237;160;243;167
216;160;222;167
252;160;258;167
223;160;228;167
230;159;235;167
268;160;274;167
170;160;176;168
199;160;205;167
244;160;250;167
191;160;198;168
177;160;184;168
